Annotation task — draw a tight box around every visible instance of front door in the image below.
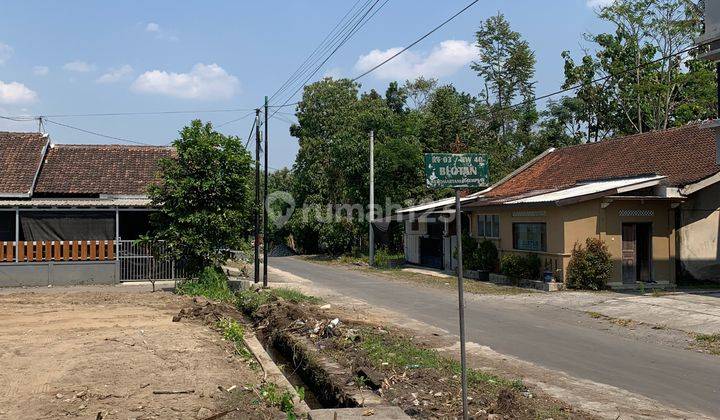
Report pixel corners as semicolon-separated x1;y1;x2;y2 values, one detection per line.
622;223;653;284
622;224;637;284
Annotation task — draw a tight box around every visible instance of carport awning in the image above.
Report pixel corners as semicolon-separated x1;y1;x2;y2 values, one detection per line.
371;209;456;232
466;176;668;208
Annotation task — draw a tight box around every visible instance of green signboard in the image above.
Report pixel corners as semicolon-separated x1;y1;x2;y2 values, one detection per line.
424;153;489;189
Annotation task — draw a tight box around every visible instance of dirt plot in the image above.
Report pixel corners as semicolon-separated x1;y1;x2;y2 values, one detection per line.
0;287;282;420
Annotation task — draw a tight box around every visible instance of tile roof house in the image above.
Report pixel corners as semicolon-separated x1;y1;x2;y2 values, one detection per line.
400;122;720;289
0;131;176;286
34;144;173;197
0;132;49;197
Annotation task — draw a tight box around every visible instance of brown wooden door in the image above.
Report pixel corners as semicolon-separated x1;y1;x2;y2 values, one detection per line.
622;224;637;284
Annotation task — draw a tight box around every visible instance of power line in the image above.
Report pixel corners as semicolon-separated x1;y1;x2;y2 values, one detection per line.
503;44;701;114
268;0;479;111
268;0;382;105
28;108;257;119
0;115;36;122
351;0;479;83
43;119;156;146
269;0;387;113
244;112;258;149
267;0;368;104
216;110;257;128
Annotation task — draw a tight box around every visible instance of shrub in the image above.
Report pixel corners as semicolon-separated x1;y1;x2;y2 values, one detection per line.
500;253;541;283
318;219;356;255
500;254;526;283
566;238;613;290
455;236;498;272
524;253;542;280
455;235;479;270
176;266;234;301
476;240;499;272
374;247;405;269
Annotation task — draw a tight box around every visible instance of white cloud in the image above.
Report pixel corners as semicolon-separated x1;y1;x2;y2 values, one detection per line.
354;40;477;81
0;80;38;104
0;42;13;65
33;66;49;76
323;67;343;79
587;0;615;8
145;22;178;42
63;60;96;72
131;63;240;100
96;65;134;83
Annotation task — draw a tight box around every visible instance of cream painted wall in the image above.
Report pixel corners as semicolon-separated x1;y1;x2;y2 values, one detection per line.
600;200;674;285
469;198;676;285
679;182;720;281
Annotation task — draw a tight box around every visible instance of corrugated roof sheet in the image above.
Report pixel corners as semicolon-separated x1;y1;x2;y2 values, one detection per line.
504;176;665;204
397;191;485;214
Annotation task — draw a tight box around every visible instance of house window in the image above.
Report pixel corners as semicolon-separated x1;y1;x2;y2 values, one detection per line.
513;223;547;252
477;214;500;238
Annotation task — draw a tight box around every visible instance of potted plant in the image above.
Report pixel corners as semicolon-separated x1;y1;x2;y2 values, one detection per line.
475;240;499;281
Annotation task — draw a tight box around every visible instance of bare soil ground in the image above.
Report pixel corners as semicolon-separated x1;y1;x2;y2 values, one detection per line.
0;287;283;420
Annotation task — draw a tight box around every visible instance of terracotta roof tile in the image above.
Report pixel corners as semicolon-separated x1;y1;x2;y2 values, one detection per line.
34;144;174;196
0;132;48;195
486;122;720;199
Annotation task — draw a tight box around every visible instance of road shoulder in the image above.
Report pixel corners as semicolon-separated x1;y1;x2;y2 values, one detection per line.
267;262;713;420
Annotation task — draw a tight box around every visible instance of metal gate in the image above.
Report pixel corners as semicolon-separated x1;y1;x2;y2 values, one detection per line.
118;240;185;281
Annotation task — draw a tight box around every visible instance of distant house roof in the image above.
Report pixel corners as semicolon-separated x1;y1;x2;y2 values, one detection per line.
34;144;174;197
485;122;720;200
0;132;174;200
0;132;48;197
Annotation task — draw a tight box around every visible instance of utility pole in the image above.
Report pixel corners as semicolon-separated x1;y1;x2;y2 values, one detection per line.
369;130;375;266
263;97;269;287
254;109;261;284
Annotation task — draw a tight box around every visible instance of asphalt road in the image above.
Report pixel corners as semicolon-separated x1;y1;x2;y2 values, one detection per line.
270;256;720;418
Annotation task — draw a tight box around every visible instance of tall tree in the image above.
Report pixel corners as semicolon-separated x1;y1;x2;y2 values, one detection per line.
472;13;539;180
564;0;711;139
148;120;253;273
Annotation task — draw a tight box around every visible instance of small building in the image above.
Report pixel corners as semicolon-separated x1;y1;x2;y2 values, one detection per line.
0;131;176;286
401;122;720;289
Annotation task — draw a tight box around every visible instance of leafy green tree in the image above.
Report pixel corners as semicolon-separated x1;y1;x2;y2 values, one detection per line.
148;120;254;273
403;76;437;109
472;12;537;137
385;81;408;114
471;12;539;180
563;0;711;138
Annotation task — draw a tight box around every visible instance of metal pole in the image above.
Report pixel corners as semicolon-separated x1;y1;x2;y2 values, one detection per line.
115;209;120;284
716;62;720;118
369;130;375;267
455;189;468;420
254;109;261;284
14;208;19;263
263;97;269;288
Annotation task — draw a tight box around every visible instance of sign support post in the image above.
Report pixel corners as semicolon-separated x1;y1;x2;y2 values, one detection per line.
424;137;486;420
455;188;468;420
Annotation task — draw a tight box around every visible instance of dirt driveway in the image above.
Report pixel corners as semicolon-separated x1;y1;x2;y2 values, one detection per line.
0;285;280;420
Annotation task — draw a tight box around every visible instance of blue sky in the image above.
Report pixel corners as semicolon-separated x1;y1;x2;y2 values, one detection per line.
0;0;610;169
